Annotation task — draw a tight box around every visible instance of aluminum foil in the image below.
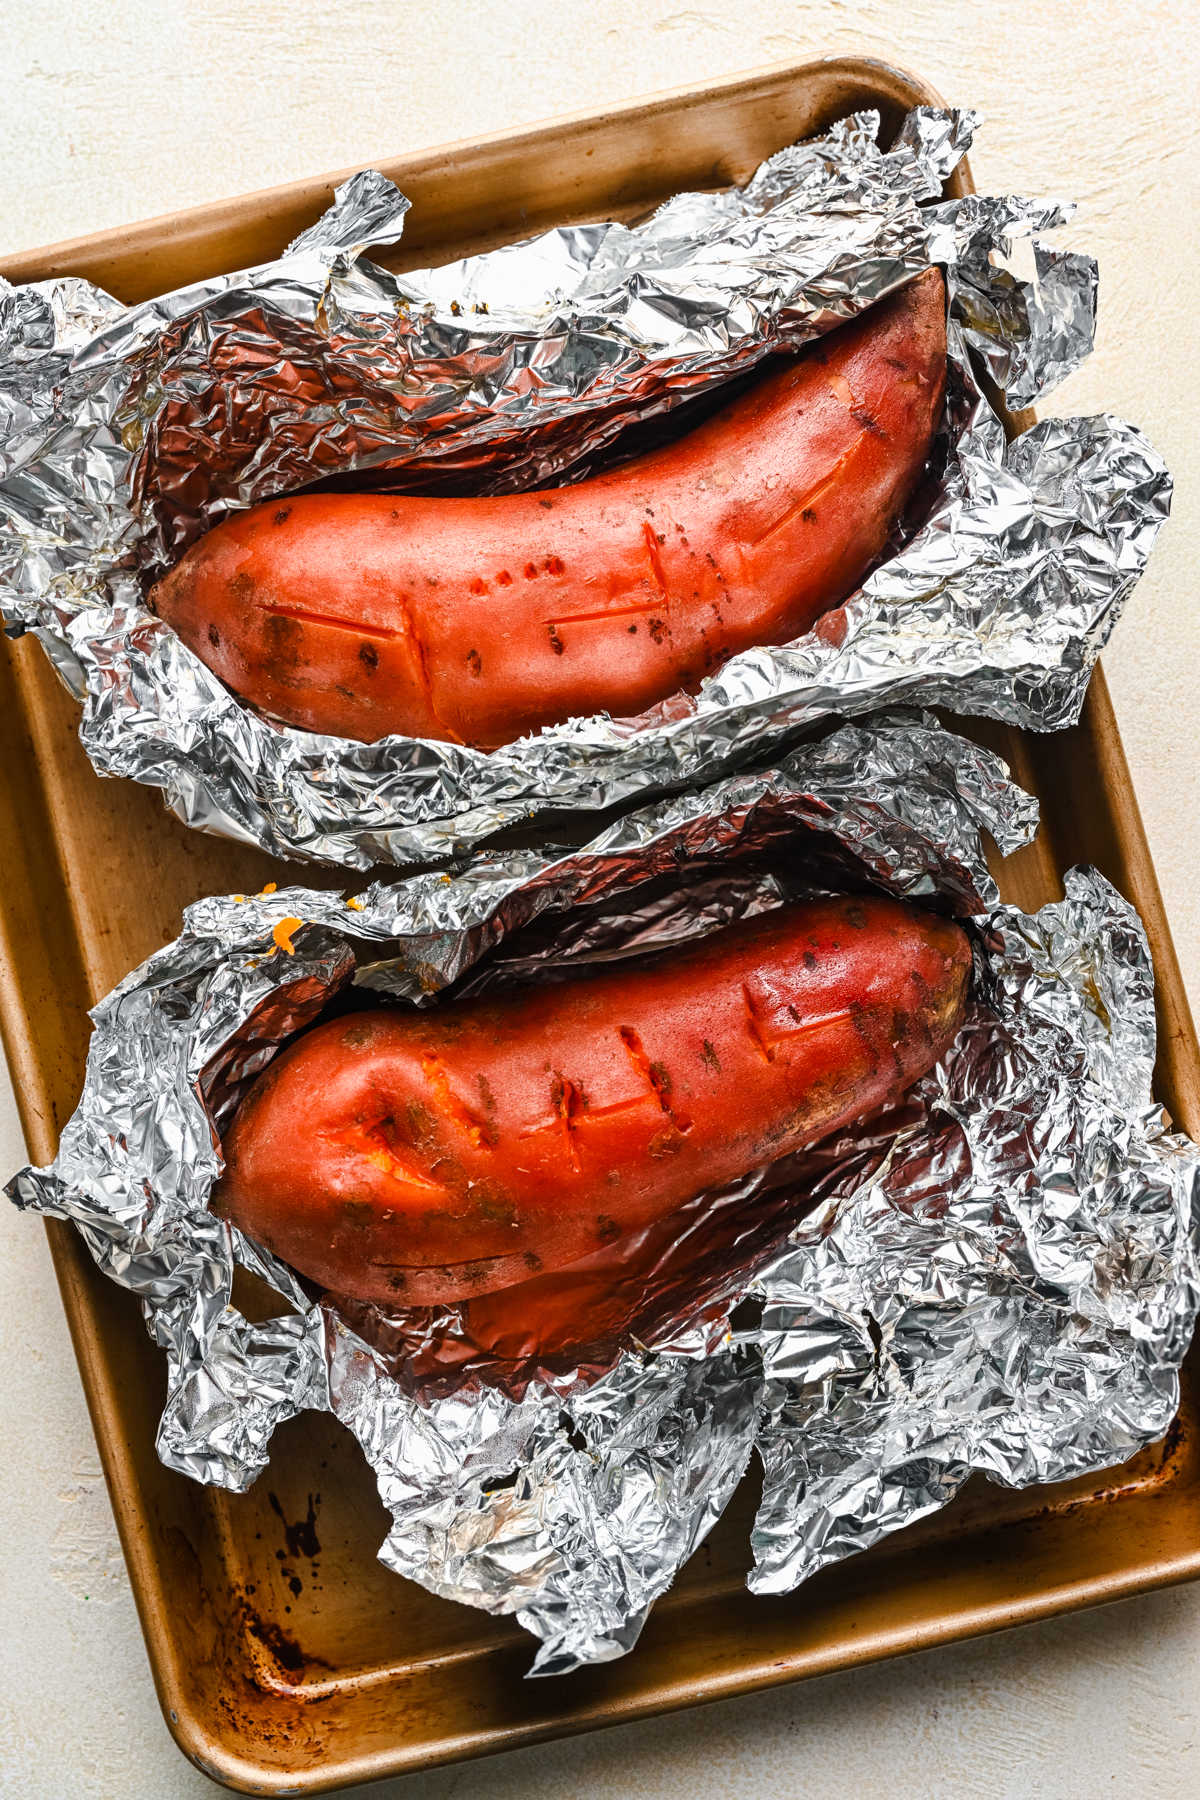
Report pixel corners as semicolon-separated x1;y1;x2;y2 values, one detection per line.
0;107;1171;867
9;713;1199;1674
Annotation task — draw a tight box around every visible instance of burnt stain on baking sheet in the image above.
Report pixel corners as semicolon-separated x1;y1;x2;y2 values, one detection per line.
265;1491;323;1599
244;1610;312;1677
212;1598;336;1755
268;1489;322;1561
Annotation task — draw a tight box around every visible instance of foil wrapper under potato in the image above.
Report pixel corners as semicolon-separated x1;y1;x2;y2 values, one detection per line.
9;713;1199;1674
0;106;1170;867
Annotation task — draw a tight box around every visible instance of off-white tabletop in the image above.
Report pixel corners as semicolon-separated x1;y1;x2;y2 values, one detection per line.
2;3;1198;1795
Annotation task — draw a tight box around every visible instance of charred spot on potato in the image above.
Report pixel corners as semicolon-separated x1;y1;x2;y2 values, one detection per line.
207;623;221;649
595;1214;622;1245
359;641;380;672
466;648;483;677
851;404;888;439
476;1189;517;1227
648;618;666;644
273;506;292;526
263;612;302;657
548;624;565;656
404;1099;438;1144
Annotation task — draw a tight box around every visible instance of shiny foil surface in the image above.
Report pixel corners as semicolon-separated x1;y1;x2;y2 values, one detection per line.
9;714;1198;1673
0;108;1171;868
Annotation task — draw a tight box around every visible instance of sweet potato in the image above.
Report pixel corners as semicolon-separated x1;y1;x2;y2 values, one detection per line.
152;269;946;750
214;895;970;1308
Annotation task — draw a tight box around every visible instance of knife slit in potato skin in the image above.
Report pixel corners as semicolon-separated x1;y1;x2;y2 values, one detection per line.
152;269;947;750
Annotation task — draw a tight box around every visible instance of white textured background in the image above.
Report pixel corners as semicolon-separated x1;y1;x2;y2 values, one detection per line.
1;3;1198;1795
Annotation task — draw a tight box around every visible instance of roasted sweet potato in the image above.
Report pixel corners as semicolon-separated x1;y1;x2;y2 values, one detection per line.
152;269;946;750
214;895;970;1308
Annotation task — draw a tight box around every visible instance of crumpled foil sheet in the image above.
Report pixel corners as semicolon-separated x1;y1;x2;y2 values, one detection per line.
0;107;1171;867
9;713;1199;1674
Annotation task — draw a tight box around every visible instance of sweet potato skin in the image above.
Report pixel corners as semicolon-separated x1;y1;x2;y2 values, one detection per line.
214;895;970;1308
151;270;946;750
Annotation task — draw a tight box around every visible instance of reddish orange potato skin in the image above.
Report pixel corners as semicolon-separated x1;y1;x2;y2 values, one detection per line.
152;270;946;750
214;896;970;1308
